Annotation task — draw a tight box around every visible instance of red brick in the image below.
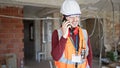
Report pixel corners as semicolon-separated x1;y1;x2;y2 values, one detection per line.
14;43;24;49
0;20;2;28
15;24;23;29
2;7;17;16
0;57;5;61
10;39;22;43
0;44;6;49
0;6;24;68
0;33;14;38
10;29;23;33
19;46;24;52
18;52;24;58
14;33;24;38
0;39;1;44
1;17;12;23
0;6;23;17
0;28;10;33
0;50;8;54
0;7;8;15
7;44;14;49
18;8;23;17
0;39;10;44
7;7;22;16
0;28;23;33
3;24;14;29
11;19;21;23
9;49;15;53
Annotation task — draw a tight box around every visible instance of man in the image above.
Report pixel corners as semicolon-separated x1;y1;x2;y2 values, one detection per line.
51;0;92;68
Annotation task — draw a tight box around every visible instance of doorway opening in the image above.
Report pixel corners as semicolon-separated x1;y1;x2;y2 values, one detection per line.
23;20;35;61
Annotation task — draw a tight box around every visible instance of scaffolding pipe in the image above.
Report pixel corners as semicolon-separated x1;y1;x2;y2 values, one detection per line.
98;18;102;68
98;18;104;68
0;14;60;20
89;17;97;37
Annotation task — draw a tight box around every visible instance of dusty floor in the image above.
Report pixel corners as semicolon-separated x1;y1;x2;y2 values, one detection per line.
24;57;99;68
24;61;50;68
24;60;52;68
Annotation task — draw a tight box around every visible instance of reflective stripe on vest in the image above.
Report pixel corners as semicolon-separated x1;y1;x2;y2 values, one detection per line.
59;54;86;64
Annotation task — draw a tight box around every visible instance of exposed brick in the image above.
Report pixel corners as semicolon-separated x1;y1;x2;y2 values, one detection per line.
10;39;22;43
0;33;14;38
18;8;23;17
14;43;24;49
11;29;23;33
18;52;24;59
0;20;1;28
0;44;6;49
0;6;24;68
0;28;23;33
14;33;24;38
9;7;19;15
15;24;23;29
19;46;24;51
1;7;18;16
0;57;5;61
7;49;13;53
11;18;22;23
6;44;14;49
0;28;10;33
0;39;10;44
1;17;12;23
0;50;8;54
0;39;1;44
7;7;17;16
0;7;8;15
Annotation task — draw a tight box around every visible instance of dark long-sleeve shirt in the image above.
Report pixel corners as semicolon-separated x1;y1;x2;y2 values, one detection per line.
51;29;93;68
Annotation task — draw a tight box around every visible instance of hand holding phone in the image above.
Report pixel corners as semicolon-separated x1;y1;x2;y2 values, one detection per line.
61;21;72;38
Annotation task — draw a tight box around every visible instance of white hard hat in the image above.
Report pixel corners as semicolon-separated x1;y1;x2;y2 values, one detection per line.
60;0;81;15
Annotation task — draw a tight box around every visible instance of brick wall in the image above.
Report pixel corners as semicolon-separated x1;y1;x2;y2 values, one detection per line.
0;6;24;68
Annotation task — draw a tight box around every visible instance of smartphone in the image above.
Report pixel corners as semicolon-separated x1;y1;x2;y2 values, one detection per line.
62;16;74;35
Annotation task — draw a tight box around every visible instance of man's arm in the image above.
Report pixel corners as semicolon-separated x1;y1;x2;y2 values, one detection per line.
51;30;67;61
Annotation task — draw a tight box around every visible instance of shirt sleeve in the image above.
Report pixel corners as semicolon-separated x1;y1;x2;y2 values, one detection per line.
87;36;93;68
51;30;67;61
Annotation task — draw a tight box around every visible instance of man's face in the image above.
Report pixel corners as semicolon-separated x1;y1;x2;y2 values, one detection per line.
66;15;80;28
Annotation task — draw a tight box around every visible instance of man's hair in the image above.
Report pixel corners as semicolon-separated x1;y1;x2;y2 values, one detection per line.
62;15;67;22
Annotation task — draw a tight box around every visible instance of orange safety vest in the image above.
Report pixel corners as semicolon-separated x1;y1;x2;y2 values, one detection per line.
55;27;89;68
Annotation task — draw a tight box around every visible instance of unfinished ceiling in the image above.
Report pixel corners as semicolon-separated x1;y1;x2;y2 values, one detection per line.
0;0;120;18
23;6;59;18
